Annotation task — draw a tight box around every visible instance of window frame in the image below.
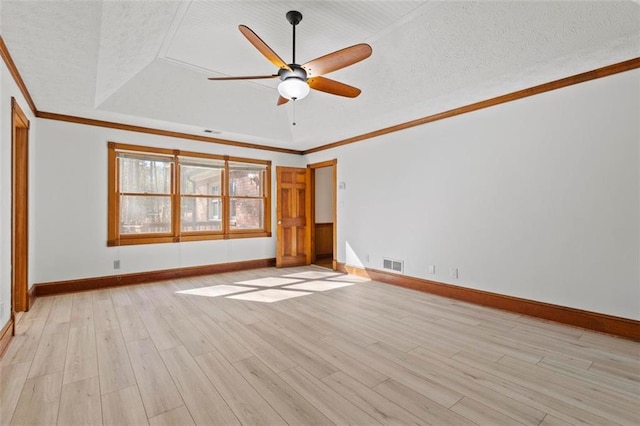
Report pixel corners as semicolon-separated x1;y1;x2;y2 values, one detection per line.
108;142;271;246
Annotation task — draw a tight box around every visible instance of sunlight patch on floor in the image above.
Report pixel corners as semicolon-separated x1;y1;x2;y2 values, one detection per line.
175;285;255;297
284;280;354;292
175;270;362;303
226;289;312;303
235;277;303;287
328;275;371;283
282;271;343;280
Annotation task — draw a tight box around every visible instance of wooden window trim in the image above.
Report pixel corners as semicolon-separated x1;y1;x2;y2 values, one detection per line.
108;142;272;246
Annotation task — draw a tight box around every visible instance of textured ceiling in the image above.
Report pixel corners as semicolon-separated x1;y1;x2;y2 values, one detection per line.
1;1;639;151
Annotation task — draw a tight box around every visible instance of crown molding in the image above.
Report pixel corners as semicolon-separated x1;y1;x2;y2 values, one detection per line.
304;57;640;154
0;36;38;115
35;111;303;155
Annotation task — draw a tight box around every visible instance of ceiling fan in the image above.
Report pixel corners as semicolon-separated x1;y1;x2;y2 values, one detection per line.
208;10;372;105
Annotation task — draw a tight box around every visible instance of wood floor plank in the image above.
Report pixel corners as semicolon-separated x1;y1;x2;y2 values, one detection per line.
538;356;639;397
0;318;46;366
405;346;549;425
109;287;133;307
48;295;73;324
0;362;30;424
322;371;425;426
279;366;382;425
27;322;69;379
589;358;640;382
288;300;379;347
195;350;287;425
148;406;195;426
323;335;463;408
158;307;216;357
10;371;63;426
173;286;234;322
578;330;640;357
92;293;120;334
115;305;149;342
496;355;640;424
405;314;542;364
233;356;334;425
126;285;153;309
539;414;574;426
248;321;338;379
57;376;101;425
63;320;98;385
452;351;624;425
160;345;240;425
96;327;136;395
136;309;181;351
189;313;252;363
373;378;475;425
451;396;527;425
24;296;54;321
101;385;148;426
277;325;388;388
70;292;94;325
126;338;183;418
219;319;296;373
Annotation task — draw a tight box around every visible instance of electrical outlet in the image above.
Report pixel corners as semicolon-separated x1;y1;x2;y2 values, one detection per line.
365;254;370;263
427;265;435;274
0;302;4;318
114;260;120;270
450;267;458;279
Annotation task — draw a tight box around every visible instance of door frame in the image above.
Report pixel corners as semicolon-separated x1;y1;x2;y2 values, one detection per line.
307;159;337;270
11;97;30;319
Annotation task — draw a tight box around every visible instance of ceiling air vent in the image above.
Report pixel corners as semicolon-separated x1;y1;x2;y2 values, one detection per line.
383;258;403;273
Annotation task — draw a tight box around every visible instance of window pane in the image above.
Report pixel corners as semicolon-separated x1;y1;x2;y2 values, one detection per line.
179;157;224;195
229;164;265;197
181;197;222;232
120;195;171;233
230;198;263;229
118;155;172;194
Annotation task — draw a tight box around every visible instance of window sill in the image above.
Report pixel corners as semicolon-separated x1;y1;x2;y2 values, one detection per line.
108;231;271;246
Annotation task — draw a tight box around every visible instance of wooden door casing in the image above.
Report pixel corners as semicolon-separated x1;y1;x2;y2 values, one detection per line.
276;167;310;267
12;98;30;313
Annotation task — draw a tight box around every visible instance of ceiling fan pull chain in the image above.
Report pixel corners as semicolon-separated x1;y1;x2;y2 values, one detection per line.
292;100;297;126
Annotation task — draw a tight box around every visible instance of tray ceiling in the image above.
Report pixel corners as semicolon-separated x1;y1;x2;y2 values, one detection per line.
1;1;639;151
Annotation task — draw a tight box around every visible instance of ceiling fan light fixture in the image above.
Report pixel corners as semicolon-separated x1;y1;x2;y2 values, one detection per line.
278;77;310;100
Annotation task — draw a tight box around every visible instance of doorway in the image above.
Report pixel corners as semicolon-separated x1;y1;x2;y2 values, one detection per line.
11;98;30;317
309;160;337;270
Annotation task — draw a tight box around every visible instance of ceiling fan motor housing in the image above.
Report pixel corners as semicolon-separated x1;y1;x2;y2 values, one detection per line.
278;64;307;82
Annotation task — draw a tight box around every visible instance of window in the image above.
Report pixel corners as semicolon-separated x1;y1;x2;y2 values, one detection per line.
108;142;271;246
228;162;267;230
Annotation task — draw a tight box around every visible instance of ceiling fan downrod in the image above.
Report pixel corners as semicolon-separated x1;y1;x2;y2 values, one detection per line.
286;10;302;65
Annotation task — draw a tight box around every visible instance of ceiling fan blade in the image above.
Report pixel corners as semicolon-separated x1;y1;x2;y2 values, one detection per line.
302;43;372;76
208;75;278;81
239;25;291;71
308;76;361;98
277;96;289;106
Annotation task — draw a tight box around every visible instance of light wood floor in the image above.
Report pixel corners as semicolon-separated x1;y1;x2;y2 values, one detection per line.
1;266;638;425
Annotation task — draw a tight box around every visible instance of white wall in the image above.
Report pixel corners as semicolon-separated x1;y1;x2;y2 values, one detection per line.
32;119;304;284
306;69;640;320
0;54;38;329
315;166;333;223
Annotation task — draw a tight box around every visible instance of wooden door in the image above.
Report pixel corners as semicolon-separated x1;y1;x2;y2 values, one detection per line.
12;98;29;313
276;167;310;267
